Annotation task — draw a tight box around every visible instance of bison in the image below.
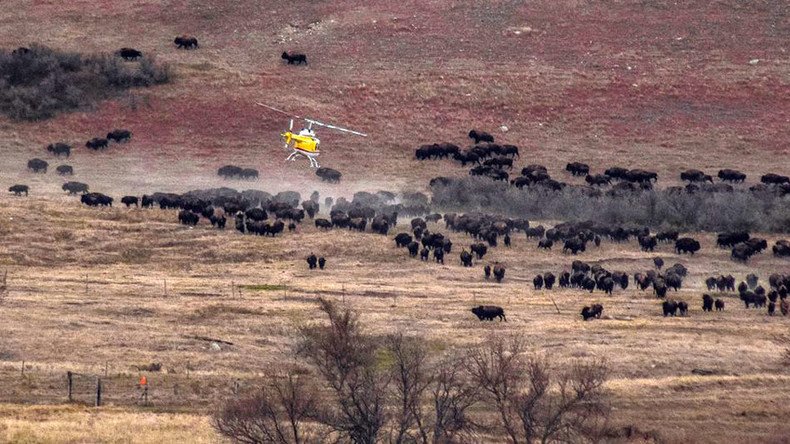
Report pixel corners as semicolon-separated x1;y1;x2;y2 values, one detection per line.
107;129;132;143
8;184;28;196
85;138;109;150
62;181;89;195
281;51;307;64
175;36;199;49
581;304;603;321
675;238;700;255
121;196;139;207
81;192;113;207
27;158;48;173
47;142;71;158
471;305;506;321
117;47;142;60
316;167;341;183
56;165;73;176
468;130;494;144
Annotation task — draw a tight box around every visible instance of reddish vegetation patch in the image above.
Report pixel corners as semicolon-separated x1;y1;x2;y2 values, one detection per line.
1;0;788;189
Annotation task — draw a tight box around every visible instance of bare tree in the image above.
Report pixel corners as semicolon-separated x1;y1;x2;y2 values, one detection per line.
465;336;610;444
214;372;320;444
431;357;480;443
385;333;432;443
299;298;389;444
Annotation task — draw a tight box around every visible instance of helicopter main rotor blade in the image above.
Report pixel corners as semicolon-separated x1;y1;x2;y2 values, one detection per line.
304;118;368;137
256;102;301;119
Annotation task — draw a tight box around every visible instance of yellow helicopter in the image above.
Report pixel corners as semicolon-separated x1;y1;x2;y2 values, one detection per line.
257;103;367;168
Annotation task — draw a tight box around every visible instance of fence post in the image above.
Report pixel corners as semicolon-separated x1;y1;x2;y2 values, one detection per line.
21;360;24;376
95;378;102;407
67;371;73;402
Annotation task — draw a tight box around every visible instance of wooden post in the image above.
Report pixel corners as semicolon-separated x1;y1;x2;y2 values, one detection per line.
85;274;88;294
67;371;73;402
21;360;24;376
95;378;102;407
164;279;167;297
231;280;234;298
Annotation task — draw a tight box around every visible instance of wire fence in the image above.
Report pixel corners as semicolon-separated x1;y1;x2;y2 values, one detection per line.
0;362;266;409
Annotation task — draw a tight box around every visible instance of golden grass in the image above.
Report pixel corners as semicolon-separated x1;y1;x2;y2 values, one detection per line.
0;404;216;444
0;196;789;442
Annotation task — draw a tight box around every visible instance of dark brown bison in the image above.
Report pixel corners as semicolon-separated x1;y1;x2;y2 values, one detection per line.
675;238;700;255
121;196;139;207
493;263;505;283
8;184;28;196
175;36;199;49
107;129;132;143
581;304;603;321
468;130;494;144
117;47;142;60
85;138;109;150
27;158;48;173
281;51;307;64
718;169;746;183
702;294;714;312
47;142;71;157
62;181;89;195
471;305;506;321
56;165;73;175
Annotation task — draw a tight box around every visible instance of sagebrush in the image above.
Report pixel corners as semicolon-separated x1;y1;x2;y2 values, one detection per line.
0;45;170;120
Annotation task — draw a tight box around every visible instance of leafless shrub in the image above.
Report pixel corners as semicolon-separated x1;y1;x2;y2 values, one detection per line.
218;302;610;444
0;45;170;121
432;177;790;232
464;335;610;444
298;298;389;443
214;372;321;444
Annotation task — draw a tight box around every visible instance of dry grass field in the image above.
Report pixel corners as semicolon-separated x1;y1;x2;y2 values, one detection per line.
1;0;789;442
0;196;789;442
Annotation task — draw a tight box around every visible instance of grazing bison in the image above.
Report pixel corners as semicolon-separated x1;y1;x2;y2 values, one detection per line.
47;142;71;157
27;158;48;173
419;248;429;261
209;214;226;229
316;167;342;183
656;231;679;243
56;165;73;176
781;300;789;316
8;184;28;196
218;165;243;179
715;299;725;311
107;129;132;143
774;240;790;257
281;51;307;64
538;238;553;250
306;254;317;269
585;174;611;186
717;231;750;248
653;257;664;270
468;130;494;144
675;238;701;255
407;241;419;257
121;196;139;207
62;181;89;195
117;47;142;60
174;36;199;49
702;294;714;312
677;301;689;316
581;304;604;321
85;138;109;150
318;257;326;269
81;192;113;207
768;302;776;315
471;305;506;321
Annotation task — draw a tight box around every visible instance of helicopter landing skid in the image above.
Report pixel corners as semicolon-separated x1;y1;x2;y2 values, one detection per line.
285;150;320;168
